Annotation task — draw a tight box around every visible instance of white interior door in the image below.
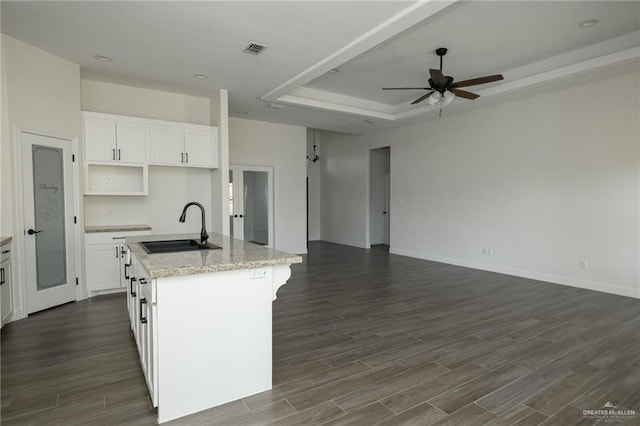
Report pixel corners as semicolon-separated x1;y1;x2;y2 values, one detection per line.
370;174;386;245
229;165;274;247
383;174;390;245
21;132;77;314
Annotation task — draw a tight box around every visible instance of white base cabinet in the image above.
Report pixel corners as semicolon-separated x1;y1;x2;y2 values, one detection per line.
1;245;13;327
125;250;293;424
85;231;151;293
128;252;158;407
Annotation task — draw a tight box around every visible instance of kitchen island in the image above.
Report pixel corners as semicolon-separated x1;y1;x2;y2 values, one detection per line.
125;233;302;423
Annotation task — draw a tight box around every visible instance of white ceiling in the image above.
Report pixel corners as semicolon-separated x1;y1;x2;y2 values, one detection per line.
2;1;639;134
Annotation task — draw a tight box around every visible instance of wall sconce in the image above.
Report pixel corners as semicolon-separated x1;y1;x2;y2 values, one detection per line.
307;144;319;163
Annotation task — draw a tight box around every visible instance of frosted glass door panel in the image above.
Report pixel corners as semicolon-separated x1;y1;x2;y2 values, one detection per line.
243;171;269;246
32;145;67;290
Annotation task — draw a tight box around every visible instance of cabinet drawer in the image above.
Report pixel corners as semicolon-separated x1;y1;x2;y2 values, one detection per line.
86;230;151;244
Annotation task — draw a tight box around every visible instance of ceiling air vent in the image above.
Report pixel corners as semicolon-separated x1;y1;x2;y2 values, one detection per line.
243;42;268;56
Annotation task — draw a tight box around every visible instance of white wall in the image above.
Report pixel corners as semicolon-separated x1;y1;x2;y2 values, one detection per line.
210;90;229;235
81;80;215;233
307;128;321;241
229;117;307;254
2;35;82;317
319;68;640;298
83;167;214;234
81;80;211;125
1;35;11;238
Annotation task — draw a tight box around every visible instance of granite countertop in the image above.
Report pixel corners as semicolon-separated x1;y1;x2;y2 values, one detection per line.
126;233;303;279
85;224;152;233
1;236;12;247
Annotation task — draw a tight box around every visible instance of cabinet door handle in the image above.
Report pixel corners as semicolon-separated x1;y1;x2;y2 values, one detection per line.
112;236;125;240
0;268;5;285
185;152;188;163
181;152;184;163
118;149;121;161
112;148;116;160
124;263;130;280
1;250;9;254
130;277;137;297
140;298;148;324
116;247;119;258
139;278;147;285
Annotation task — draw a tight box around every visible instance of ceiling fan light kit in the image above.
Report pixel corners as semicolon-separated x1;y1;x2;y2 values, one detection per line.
426;91;441;105
382;47;504;114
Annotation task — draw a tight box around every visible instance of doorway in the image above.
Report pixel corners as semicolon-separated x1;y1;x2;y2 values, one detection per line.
229;165;274;247
369;147;390;246
20;131;78;314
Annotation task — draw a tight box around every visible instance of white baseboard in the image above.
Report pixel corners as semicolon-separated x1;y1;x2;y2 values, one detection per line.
390;247;639;299
319;237;368;249
10;309;26;322
89;287;127;298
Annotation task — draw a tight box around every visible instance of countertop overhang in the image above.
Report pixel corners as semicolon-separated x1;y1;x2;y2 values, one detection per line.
126;233;302;279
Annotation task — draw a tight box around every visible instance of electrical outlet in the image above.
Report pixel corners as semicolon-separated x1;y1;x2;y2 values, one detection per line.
404;237;409;245
106;208;113;216
579;259;588;269
249;268;267;279
482;247;494;256
106;175;113;184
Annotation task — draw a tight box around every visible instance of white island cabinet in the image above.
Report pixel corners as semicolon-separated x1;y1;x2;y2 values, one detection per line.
125;233;302;424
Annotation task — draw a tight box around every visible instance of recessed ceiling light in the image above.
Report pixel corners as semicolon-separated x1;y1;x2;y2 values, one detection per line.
93;55;113;62
328;68;340;73
579;19;599;28
364;120;374;124
193;74;208;79
267;103;284;109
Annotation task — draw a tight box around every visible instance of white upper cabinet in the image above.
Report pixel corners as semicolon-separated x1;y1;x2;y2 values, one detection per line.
148;125;218;168
148;125;185;165
84;115;147;164
116;122;148;163
84;118;116;161
184;129;217;168
83;112;218;169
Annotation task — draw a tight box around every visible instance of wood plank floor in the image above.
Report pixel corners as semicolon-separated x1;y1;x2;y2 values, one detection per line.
2;241;639;425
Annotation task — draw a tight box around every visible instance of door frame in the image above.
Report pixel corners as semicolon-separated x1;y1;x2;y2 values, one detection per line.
12;126;82;319
229;163;275;248
366;146;391;249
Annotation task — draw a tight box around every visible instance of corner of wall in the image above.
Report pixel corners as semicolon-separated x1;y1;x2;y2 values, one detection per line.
210;89;229;235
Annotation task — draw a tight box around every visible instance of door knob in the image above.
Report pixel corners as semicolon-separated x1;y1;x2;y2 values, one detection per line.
234;214;238;218
383;211;387;214
239;214;244;218
27;229;42;235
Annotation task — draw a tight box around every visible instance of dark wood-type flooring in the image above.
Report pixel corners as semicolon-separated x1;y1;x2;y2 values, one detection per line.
2;241;639;425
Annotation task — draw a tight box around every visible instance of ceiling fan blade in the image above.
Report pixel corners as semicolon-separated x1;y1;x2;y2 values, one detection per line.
450;89;479;100
450;74;504;88
382;87;432;90
410;91;435;105
429;69;446;88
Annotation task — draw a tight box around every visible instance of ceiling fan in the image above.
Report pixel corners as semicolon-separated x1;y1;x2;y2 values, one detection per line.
383;47;504;106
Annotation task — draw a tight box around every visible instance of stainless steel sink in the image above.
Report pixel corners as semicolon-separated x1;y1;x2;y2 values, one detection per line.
140;239;222;254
